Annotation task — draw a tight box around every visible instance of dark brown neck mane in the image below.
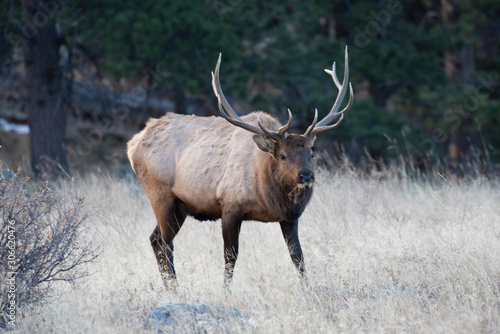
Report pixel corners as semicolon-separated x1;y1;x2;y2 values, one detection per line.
257;157;313;222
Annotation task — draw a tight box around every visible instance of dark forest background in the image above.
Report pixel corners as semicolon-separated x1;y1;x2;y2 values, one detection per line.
1;0;499;178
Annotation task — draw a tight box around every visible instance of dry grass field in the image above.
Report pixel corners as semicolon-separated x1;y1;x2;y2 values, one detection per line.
15;167;500;333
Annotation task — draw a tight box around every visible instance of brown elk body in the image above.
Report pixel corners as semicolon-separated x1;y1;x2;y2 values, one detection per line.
127;48;353;288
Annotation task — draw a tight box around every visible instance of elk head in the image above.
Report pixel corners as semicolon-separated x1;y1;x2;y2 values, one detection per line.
211;47;353;193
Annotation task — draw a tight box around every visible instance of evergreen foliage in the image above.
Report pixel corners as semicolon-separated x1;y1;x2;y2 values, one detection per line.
1;0;500;165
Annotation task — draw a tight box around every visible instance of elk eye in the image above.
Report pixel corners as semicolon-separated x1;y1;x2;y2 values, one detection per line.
280;153;286;160
311;147;315;157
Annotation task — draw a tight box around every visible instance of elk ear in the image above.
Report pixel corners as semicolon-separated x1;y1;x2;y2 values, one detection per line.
253;135;277;154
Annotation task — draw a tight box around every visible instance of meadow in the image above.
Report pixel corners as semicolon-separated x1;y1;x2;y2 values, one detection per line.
15;167;500;333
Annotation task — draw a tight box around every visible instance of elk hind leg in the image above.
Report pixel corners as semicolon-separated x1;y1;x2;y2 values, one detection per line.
222;211;242;287
150;203;186;288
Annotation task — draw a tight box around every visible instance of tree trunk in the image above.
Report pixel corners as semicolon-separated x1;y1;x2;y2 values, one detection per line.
22;0;67;178
441;0;474;169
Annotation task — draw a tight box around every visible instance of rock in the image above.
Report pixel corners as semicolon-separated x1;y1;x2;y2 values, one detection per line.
0;167;16;180
146;302;248;334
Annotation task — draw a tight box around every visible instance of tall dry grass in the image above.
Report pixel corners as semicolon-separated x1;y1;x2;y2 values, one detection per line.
15;168;500;333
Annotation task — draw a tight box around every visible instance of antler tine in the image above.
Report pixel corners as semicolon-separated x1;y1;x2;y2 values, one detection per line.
339;82;353;114
303;109;318;137
309;83;353;135
212;53;285;141
277;109;292;136
316;46;351;128
303;46;353;138
257;116;281;140
310;109;345;134
324;62;342;90
212;53;243;121
258;108;292;139
212;71;260;135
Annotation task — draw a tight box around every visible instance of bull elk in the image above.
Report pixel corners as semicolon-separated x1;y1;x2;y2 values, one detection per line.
127;47;353;288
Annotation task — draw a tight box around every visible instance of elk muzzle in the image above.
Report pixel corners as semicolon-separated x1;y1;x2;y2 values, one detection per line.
297;170;315;188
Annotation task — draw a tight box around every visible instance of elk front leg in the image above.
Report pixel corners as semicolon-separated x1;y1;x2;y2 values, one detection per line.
280;220;307;282
221;211;242;287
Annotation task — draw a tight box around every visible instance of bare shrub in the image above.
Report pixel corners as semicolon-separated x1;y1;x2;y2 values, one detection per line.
0;168;100;328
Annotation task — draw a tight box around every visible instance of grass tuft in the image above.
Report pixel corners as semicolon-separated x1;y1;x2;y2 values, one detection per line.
15;168;500;332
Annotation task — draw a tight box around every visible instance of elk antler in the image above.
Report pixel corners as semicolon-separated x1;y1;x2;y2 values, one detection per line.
303;46;354;138
212;53;292;141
